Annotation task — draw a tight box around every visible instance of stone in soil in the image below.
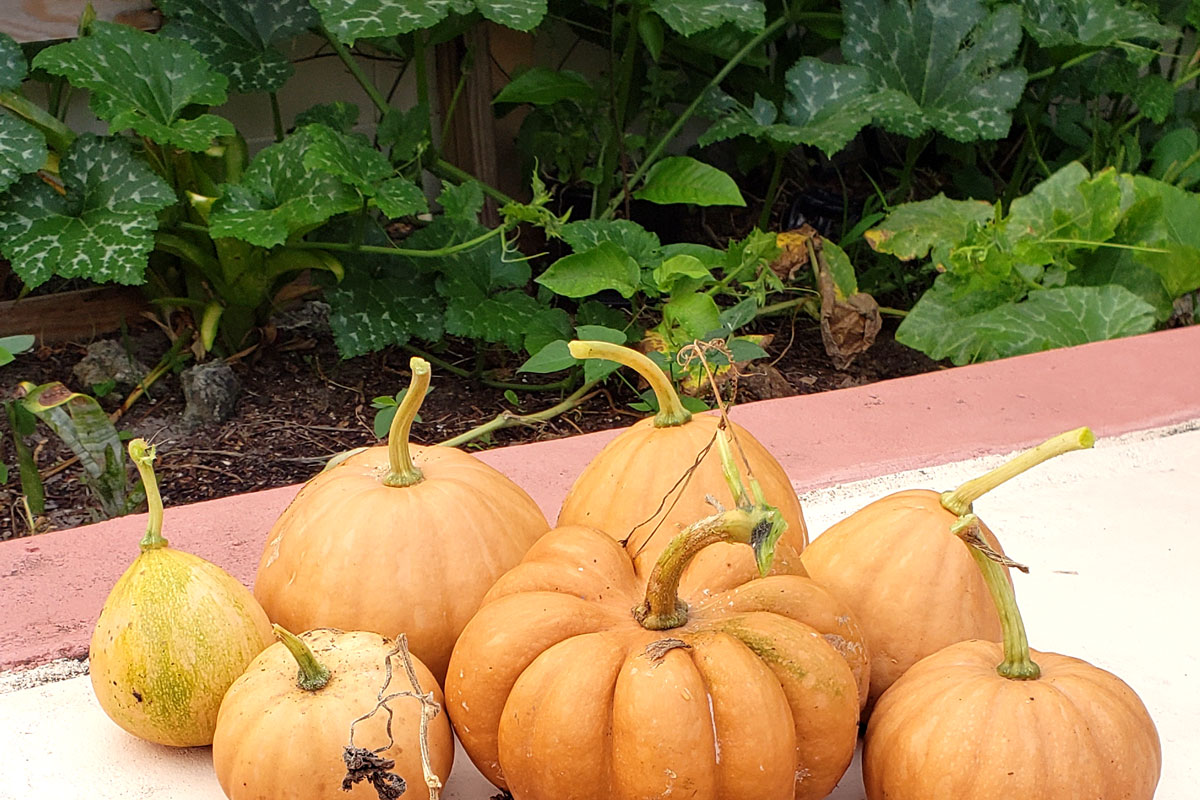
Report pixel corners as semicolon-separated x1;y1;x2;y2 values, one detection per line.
181;361;241;430
72;340;147;392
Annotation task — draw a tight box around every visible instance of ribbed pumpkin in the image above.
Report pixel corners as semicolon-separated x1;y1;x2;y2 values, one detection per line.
801;427;1093;711
89;439;273;747
213;626;454;800
254;358;549;681
557;340;808;582
863;514;1161;799
447;443;867;800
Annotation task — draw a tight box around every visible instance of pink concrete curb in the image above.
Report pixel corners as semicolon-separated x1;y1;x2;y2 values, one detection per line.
4;326;1199;671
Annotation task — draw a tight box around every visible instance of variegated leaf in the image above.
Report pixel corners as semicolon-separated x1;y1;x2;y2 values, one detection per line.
649;0;765;36
0;31;26;91
0;115;46;194
0;135;175;288
315;0;546;44
1022;0;1175;62
32;21;234;151
158;0;318;93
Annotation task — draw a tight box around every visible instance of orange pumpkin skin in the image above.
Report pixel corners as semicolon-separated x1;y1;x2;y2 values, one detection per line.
254;444;549;682
558;415;809;581
863;641;1162;799
444;525;867;800
213;629;454;800
801;489;1007;709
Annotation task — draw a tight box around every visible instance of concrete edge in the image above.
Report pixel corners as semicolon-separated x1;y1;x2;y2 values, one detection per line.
3;325;1199;672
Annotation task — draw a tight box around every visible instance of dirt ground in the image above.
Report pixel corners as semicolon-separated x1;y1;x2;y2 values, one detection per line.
0;314;940;538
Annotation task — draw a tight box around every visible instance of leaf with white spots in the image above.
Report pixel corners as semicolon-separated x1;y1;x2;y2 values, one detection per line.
209;129;361;248
474;0;547;30
157;0;318;93
0;31;27;91
649;0;764;36
1021;0;1174;63
314;0;545;44
842;0;1027;141
328;266;444;356
299;124;429;219
0;135;175;289
32;21;234;151
0;115;47;194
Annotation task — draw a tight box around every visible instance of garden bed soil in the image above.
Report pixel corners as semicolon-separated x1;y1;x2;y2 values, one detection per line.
0;315;940;538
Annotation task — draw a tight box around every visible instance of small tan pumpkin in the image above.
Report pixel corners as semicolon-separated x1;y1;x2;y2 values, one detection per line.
557;340;809;583
447;438;868;800
801;427;1092;710
863;514;1161;799
89;439;273;747
254;358;549;681
213;626;454;799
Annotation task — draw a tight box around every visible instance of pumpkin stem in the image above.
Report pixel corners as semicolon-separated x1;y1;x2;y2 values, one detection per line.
951;515;1040;680
383;357;431;488
128;439;167;551
940;427;1094;516
273;624;331;691
568;340;691;427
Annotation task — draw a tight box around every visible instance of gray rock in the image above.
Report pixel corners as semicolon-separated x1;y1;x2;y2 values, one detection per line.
181;360;240;429
272;300;330;333
72;340;147;392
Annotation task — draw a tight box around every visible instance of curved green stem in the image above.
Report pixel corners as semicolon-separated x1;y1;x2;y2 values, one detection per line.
952;515;1039;680
635;506;780;630
601;14;791;220
384;358;431;488
941;427;1094;515
269;92;285;142
290;224;506;258
273;625;331;691
322;27;390;116
568;340;691;427
0;91;77;153
438;379;599;448
1026;49;1102;83
128;439;167;551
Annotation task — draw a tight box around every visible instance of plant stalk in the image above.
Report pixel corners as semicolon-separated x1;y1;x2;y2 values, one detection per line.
384;357;431;488
273;625;332;691
568;340;691;427
322;27;390;116
291;224;507;258
128;439;167;551
439;380;599;448
952;515;1040;680
941;427;1094;515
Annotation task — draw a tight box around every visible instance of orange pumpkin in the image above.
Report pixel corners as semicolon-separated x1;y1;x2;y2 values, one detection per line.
558;340;809;583
254;358;549;681
801;427;1092;710
446;445;868;800
213;626;454;800
863;514;1161;799
89;439;273;747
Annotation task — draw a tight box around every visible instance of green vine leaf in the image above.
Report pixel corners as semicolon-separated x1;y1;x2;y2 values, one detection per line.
300;123;428;218
1;31;27;91
295;102;360;132
866;194;995;268
648;0;765;36
209;129;361;248
0;115;47;194
535;242;642;298
560;220;661;267
842;0;1027;141
493;67;596;106
32;21;234;151
633;156;745;207
329;266;443;357
314;0;546;44
0;135;174;289
157;0;319;93
1021;0;1175;63
897;281;1157;364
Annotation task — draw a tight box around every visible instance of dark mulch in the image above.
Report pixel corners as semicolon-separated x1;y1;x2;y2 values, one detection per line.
0;313;940;539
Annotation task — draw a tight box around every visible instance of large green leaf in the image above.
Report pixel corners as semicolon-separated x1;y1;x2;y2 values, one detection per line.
328;266;443;356
0;115;47;194
633;156;745;207
0;135;174;288
779;60;915;155
209;130;361;247
843;0;1027;141
559;219;661;267
157;0;318;93
300;123;427;218
314;0;546;44
897;279;1157;363
535;242;642;298
33;21;234;151
1;31;27;91
1022;0;1175;62
649;0;765;36
493;68;596;106
1122;176;1200;299
445;289;548;351
866;195;995;266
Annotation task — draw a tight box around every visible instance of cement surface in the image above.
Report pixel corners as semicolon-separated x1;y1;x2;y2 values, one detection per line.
3;423;1195;799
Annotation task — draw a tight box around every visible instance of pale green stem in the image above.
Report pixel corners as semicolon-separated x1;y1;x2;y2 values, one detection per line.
952;515;1040;680
128;439;167;551
941;427;1094;515
567;340;690;427
384;358;431;488
273;625;331;691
